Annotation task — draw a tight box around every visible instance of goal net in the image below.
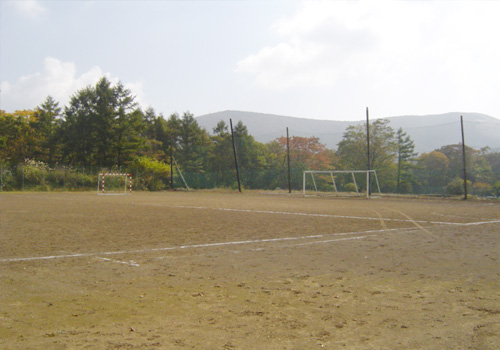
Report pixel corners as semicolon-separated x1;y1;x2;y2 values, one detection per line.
303;170;380;198
97;173;133;195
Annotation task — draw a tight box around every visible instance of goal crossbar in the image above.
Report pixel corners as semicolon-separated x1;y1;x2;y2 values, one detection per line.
303;170;380;198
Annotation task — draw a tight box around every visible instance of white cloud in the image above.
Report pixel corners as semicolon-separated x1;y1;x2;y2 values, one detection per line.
235;1;438;90
235;1;500;118
12;0;48;19
0;57;146;111
237;42;334;89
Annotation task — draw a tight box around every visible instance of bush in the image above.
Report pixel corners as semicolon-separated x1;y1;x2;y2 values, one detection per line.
46;168;66;188
0;167;16;190
492;181;500;198
343;182;358;192
66;169;96;190
129;157;171;191
399;181;413;194
472;182;492;197
446;177;472;196
18;160;50;190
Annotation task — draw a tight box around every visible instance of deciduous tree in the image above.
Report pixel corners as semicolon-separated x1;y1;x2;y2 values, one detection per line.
337;119;396;191
416;151;449;193
0;110;37;164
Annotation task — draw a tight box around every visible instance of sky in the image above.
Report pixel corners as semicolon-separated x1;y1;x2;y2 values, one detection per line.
1;0;500;121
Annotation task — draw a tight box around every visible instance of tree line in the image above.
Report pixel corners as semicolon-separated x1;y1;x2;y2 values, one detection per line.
1;76;499;196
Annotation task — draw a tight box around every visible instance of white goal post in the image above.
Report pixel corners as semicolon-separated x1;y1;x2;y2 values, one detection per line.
97;173;133;195
303;170;381;198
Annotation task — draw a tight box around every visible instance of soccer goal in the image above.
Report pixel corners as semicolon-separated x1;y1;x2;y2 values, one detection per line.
97;173;133;195
303;170;381;198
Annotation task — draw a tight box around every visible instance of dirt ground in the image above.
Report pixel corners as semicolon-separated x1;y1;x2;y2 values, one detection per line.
1;191;499;349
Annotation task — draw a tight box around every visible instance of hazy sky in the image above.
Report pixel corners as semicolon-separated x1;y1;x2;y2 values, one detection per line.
1;0;500;121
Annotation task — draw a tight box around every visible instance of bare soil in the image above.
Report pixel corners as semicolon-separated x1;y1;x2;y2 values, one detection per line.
1;191;499;349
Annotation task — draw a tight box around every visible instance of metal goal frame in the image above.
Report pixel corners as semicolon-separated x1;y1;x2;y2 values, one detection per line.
303;170;380;198
97;173;133;195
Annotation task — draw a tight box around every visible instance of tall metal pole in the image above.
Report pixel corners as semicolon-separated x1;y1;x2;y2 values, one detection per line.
170;140;174;189
287;127;291;193
230;118;242;193
366;107;371;196
461;115;468;200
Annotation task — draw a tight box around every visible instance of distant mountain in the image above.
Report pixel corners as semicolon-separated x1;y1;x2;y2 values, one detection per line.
195;110;500;154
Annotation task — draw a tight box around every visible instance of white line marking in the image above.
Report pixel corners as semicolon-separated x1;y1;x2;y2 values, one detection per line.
458;220;500;226
0;232;366;263
96;257;139;267
1;218;498;264
170;205;500;226
142;235;328;254
286;235;371;247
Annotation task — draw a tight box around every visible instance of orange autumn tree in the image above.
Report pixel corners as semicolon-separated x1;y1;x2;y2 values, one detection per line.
269;136;333;170
265;135;334;190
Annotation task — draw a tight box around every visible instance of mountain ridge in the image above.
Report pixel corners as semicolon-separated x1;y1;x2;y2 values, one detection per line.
195;110;500;154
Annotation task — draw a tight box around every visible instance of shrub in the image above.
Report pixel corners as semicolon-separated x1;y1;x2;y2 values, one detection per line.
446;177;472;196
492;181;500;198
0;167;16;190
17;159;50;190
129;157;171;191
472;182;492;197
343;182;358;192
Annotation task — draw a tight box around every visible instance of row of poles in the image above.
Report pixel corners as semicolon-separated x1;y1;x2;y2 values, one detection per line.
0;113;469;197
170;107;467;199
231;110;469;199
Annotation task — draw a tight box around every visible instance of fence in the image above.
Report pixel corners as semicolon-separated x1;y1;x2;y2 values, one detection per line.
0;163;496;197
0;164;99;192
0;164;300;192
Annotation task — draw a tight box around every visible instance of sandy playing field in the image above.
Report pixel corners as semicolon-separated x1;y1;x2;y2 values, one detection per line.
1;191;499;349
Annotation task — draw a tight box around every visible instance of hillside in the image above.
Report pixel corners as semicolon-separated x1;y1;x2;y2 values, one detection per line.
196;111;500;154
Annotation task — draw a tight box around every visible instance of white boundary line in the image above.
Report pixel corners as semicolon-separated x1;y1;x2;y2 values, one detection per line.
96;257;139;267
457;220;500;226
1;230;385;264
284;235;371;248
169;205;500;226
1;217;498;264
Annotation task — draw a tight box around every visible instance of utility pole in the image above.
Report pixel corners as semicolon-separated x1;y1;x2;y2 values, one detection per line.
366;107;371;196
230;119;242;193
170;140;174;189
287;127;291;193
461;115;468;200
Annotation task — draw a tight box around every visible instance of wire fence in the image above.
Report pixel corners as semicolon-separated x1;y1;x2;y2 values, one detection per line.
0;163;496;198
0;164;299;192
